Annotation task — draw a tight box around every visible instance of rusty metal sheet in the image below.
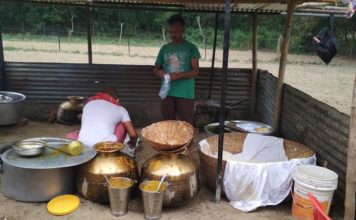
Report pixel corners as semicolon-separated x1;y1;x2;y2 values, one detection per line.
5;63;251;113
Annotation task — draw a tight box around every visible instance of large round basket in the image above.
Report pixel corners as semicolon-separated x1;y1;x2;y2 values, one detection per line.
198;132;314;191
141;120;194;151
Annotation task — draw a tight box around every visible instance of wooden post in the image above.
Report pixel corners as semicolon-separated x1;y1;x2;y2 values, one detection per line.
250;13;258;114
21;23;24;41
0;25;6;90
119;22;124;44
57;24;61;52
196;16;207;59
272;0;296;133
162;26;166;44
344;74;356;220
128;35;131;56
86;5;93;64
349;20;354;62
43;23;46;38
208;13;219;99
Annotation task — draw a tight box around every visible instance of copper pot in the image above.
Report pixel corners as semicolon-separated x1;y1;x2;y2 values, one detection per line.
75;142;139;203
141;153;200;207
57;96;84;125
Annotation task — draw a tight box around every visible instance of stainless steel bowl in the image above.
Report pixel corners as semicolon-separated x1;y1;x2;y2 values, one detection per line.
12;140;46;157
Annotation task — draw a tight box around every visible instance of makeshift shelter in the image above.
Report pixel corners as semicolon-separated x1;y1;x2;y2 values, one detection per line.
0;0;354;219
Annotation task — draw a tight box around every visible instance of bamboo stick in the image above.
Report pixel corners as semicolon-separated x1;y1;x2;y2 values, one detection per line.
272;0;296;133
344;74;356;220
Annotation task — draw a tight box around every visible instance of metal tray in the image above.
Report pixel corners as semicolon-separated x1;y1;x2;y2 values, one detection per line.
1;137;97;169
225;120;273;134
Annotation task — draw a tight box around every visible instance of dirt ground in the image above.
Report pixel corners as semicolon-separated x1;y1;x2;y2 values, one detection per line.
0;121;343;220
3;40;356;115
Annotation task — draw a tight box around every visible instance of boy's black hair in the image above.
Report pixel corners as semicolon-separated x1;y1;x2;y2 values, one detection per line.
167;14;185;26
102;86;118;99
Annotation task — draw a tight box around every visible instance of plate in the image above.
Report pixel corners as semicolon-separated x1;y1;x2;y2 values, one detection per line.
225;120;273;134
1;137;96;169
47;194;80;215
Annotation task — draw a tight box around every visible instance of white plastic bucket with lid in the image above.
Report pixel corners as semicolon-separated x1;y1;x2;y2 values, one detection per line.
292;165;338;220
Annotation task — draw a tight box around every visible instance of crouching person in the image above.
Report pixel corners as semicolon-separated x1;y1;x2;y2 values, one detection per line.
66;87;138;148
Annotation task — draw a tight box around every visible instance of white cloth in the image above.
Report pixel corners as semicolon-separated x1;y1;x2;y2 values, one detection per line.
198;135;316;212
78;100;131;147
224;155;315;212
234;134;288;163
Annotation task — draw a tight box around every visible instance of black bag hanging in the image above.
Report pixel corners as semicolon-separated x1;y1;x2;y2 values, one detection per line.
312;27;337;64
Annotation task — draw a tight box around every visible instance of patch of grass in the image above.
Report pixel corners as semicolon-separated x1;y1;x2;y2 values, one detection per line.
112;52;124;56
4;46;18;51
71;50;81;54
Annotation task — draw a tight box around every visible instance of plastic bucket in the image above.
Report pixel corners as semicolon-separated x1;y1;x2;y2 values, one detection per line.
292;165;338;220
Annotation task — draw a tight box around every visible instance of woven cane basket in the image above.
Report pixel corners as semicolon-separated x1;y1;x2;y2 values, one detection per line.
141;120;194;151
198;132;314;191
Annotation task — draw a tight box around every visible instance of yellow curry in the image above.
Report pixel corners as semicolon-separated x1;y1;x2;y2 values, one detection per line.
141;181;167;192
110;178;133;189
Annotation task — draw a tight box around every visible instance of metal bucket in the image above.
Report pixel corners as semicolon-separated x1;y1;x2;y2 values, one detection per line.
107;177;134;216
0;91;26;125
139;181;168;220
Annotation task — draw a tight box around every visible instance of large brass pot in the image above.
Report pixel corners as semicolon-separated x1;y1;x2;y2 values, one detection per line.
141;153;200;207
76;142;139;203
57;96;84;125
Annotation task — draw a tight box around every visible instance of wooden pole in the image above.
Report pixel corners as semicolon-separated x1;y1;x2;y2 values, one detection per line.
119;22;124;44
86;5;93;64
349;21;354;62
215;0;231;203
250;13;258;114
162;26;166;44
57;24;61;52
272;0;296;133
344;74;356;220
128;35;131;56
0;25;6;90
208;13;219;99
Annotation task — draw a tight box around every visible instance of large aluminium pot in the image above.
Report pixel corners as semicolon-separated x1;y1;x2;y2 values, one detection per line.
0;137;96;202
0;91;26;125
141;153;200;207
76;142;139;204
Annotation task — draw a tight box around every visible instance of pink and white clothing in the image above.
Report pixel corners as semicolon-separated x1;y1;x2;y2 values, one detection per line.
77;94;131;147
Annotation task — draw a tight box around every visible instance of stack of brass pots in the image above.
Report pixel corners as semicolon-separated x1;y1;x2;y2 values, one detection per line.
76;142;138;204
57;96;84;125
141;152;200;207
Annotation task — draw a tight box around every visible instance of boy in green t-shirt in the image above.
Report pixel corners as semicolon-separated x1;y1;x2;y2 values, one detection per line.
153;14;201;125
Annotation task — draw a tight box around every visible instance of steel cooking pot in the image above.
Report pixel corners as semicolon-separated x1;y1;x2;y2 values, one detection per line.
0;137;96;202
194;98;247;128
0;91;26;125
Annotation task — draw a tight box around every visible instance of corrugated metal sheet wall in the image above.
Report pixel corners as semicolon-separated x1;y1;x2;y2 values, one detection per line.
281;85;349;203
256;70;349;204
255;70;276;125
5;62;251;112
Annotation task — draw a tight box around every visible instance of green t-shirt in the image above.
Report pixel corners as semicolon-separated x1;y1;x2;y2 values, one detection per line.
155;40;201;99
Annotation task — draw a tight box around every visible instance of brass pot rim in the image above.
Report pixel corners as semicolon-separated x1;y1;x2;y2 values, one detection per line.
67;96;84;102
94;141;124;153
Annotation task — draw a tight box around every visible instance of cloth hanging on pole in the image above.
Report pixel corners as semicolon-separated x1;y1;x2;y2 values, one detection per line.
312;27;337;64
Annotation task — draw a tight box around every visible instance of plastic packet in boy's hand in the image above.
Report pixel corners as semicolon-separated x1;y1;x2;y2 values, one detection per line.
158;74;171;99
